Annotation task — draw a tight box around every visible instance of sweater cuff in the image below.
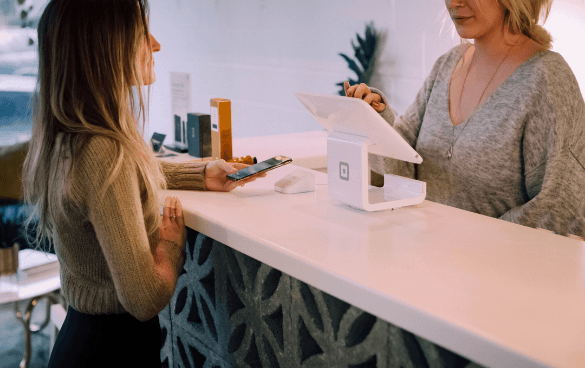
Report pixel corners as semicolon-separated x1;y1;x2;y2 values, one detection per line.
370;87;396;126
160;160;208;191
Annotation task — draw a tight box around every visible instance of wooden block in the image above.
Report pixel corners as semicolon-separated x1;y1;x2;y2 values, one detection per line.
210;98;233;161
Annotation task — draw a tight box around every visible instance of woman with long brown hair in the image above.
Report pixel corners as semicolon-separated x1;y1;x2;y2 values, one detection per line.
22;0;263;366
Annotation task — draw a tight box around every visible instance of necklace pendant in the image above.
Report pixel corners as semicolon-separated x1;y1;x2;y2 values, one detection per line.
447;146;453;159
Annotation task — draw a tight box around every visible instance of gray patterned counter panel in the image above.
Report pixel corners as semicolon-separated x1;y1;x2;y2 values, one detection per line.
159;228;481;368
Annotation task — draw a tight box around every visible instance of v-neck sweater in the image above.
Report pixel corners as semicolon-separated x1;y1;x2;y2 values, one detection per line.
371;44;585;237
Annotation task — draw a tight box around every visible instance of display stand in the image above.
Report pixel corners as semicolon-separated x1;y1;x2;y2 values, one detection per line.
296;91;426;212
327;131;425;211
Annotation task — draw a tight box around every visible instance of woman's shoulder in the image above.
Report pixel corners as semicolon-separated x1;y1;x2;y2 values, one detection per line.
79;135;119;161
522;50;582;100
75;135;129;180
71;135;140;201
539;51;578;84
85;134;118;151
516;47;573;79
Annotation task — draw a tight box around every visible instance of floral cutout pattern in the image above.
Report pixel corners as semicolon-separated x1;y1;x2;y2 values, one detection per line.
160;231;480;368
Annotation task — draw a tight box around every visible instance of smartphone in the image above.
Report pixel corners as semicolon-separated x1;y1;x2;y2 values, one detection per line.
226;155;292;181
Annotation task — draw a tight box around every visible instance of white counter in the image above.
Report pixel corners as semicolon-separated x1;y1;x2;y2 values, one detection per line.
160;132;585;368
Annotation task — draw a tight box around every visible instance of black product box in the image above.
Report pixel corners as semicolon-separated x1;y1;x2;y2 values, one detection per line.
174;115;181;142
187;113;212;158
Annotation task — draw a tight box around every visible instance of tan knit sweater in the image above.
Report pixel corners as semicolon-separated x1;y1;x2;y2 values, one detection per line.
52;135;206;320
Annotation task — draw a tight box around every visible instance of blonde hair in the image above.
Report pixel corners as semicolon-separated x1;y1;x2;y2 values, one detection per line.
22;0;166;250
500;0;553;49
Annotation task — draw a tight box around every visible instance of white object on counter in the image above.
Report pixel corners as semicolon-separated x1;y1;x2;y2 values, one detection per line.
274;168;315;194
296;92;425;212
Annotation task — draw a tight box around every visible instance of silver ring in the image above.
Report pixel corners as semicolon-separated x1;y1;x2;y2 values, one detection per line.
172;214;176;219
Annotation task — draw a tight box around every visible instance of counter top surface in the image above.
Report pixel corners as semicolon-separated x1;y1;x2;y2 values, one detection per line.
161;162;585;368
160;129;584;368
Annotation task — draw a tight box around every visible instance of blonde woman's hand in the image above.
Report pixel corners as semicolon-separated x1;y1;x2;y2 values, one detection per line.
344;81;386;113
159;196;187;248
205;159;267;192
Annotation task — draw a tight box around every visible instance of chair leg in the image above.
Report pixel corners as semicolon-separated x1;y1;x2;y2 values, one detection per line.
48;301;67;355
13;293;60;368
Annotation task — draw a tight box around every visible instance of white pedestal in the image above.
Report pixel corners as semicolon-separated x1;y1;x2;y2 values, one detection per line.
327;131;426;211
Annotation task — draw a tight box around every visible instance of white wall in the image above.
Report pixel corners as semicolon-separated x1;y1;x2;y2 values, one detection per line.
146;0;585;140
546;0;585;98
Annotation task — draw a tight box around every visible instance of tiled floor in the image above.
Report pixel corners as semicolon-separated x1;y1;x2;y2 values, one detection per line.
0;298;52;368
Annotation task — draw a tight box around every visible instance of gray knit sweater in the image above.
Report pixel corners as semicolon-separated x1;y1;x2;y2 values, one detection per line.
371;44;585;237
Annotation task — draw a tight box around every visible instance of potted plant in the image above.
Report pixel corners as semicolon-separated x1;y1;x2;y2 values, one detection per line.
336;22;382;96
0;205;24;275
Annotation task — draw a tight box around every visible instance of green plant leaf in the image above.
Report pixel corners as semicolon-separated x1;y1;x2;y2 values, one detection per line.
337;23;380;91
356;34;367;56
339;53;363;79
364;25;377;58
336;82;346;96
352;41;368;71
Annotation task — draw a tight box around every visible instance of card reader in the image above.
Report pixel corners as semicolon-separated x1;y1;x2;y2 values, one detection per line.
274;169;315;194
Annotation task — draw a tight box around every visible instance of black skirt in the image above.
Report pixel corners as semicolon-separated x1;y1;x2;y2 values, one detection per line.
48;306;161;368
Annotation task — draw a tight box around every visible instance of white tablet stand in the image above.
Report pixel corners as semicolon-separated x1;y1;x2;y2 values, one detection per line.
327;131;425;211
296;92;426;212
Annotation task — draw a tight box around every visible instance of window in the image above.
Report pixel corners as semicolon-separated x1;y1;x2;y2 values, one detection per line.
0;0;47;146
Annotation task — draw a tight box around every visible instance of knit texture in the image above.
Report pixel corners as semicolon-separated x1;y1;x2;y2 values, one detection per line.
51;135;206;320
371;44;585;237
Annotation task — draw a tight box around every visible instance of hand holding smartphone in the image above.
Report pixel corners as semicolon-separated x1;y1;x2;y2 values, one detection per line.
226;155;292;181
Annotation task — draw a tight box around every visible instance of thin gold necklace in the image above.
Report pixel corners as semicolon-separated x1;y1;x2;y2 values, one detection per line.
447;45;513;159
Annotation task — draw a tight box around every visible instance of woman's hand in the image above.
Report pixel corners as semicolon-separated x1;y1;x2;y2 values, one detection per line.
205;159;267;192
344;81;386;113
159;196;187;249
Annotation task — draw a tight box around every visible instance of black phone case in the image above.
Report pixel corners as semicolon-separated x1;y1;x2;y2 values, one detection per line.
226;158;292;181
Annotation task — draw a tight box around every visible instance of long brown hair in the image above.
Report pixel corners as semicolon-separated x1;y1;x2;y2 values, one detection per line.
23;0;166;249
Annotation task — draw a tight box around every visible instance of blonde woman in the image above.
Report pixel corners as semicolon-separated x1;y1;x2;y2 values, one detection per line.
346;0;585;238
22;0;263;367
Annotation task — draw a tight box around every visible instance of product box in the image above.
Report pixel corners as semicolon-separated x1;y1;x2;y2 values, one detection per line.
166;114;187;153
186;113;211;158
174;115;182;143
210;98;232;161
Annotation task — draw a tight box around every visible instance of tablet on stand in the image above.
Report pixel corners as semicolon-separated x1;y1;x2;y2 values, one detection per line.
296;91;426;211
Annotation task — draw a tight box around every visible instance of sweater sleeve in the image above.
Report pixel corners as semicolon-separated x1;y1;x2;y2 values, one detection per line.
368;46;459;183
499;58;585;238
158;159;207;191
78;137;173;321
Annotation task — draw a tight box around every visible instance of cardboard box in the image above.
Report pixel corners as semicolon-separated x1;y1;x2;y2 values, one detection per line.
187;113;211;158
210;98;232;161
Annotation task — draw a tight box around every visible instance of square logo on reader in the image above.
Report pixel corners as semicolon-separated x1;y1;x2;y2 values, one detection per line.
340;162;349;181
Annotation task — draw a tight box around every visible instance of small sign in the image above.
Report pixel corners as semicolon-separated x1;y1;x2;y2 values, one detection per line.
170;72;191;145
